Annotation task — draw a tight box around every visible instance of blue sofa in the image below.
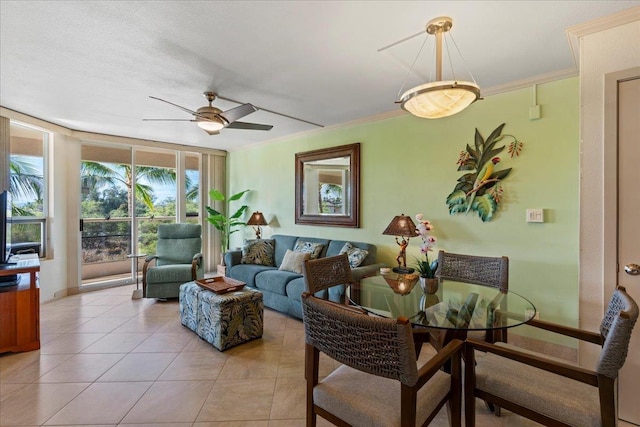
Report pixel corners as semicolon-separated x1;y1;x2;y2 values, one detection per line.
224;234;385;319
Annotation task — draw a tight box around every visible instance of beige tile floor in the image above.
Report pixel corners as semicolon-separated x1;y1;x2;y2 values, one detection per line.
0;284;633;427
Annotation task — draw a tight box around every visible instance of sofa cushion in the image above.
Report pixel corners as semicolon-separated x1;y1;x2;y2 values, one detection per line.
327;240;377;266
279;249;310;274
241;239;275;266
339;242;369;268
228;264;277;288
294;240;325;259
255;269;302;295
272;235;300;267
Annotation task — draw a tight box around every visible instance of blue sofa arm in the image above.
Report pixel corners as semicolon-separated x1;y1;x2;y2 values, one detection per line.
351;262;386;283
224;250;242;268
326;263;386;304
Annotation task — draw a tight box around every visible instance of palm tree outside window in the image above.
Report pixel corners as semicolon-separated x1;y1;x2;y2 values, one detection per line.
7;121;47;258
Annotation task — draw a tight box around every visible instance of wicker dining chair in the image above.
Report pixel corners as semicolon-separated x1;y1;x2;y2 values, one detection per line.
301;292;463;427
464;285;638;427
435;250;509;343
436;250;509;292
303;253;353;299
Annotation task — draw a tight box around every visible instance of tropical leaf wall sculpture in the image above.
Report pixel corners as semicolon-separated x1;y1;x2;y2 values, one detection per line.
446;123;523;222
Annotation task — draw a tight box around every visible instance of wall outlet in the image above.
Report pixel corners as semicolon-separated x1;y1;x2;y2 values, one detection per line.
526;208;544;223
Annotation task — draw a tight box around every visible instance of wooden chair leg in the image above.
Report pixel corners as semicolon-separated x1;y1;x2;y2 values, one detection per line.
464;343;476;427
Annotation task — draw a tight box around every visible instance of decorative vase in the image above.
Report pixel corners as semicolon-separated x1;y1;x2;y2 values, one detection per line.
420;293;440;311
217;253;227;276
419;277;439;294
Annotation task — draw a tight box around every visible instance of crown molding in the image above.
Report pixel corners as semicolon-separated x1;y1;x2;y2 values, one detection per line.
480;68;579;97
566;6;640;38
1;106;72;135
565;6;640;70
1;106;226;156
232;70;581;152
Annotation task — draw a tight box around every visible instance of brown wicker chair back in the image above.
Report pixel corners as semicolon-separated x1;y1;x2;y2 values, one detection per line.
436;250;509;292
302;292;418;385
597;286;639;379
301;292;463;426
302;253;353;295
464;285;638;427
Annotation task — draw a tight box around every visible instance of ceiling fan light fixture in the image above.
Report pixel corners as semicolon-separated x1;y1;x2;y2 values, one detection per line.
400;80;480;119
196;118;226;132
396;16;480;119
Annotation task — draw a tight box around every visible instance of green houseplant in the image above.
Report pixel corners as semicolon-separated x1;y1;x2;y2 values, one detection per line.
205;189;250;262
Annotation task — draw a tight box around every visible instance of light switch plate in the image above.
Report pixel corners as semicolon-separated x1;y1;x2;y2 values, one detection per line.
526;208;544;223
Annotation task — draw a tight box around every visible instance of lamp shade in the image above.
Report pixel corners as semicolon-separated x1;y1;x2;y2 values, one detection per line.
382;214;417;238
400;80;480;119
247;211;267;226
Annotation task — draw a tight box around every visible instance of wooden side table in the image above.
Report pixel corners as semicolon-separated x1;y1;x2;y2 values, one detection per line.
0;255;40;354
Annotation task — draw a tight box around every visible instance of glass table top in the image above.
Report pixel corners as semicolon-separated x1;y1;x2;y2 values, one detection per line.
347;274;536;331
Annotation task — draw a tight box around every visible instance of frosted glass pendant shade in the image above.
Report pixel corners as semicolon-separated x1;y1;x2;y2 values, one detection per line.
400;80;480;119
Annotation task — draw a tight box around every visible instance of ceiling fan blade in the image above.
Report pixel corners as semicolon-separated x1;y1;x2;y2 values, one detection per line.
226;121;273;131
217;94;323;128
142;118;195;121
149;96;200;116
219;103;258;124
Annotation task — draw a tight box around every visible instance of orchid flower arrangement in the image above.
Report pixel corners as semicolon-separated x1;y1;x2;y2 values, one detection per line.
414;214;438;278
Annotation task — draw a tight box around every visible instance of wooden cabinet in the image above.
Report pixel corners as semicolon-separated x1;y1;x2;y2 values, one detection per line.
0;258;40;354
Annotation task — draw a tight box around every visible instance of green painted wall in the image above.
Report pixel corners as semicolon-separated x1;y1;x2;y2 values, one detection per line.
228;77;579;345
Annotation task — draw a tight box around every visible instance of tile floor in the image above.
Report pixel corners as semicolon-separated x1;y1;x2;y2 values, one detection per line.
0;284;633;427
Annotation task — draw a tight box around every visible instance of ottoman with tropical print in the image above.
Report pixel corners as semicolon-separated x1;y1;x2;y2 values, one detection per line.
179;281;264;351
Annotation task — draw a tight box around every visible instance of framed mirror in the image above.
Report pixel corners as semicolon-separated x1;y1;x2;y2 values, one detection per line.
295;143;360;227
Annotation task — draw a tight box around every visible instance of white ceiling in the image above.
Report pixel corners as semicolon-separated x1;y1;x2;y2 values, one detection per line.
1;1;639;152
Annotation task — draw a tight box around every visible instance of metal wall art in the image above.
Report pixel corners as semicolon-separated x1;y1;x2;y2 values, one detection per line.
446;123;524;222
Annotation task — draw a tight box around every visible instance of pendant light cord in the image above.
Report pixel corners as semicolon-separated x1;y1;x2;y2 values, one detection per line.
448;32;478;85
395;34;430;100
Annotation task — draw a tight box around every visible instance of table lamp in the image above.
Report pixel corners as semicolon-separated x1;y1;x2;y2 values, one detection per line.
382;214;417;274
247;211;268;239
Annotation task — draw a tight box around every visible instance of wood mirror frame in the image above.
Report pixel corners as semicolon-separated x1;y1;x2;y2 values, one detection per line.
295;143;360;227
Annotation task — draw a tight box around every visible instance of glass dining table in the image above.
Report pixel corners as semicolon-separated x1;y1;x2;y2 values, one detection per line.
347;273;536;354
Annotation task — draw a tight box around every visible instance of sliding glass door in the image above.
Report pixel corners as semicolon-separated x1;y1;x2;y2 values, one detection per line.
80;145;135;286
134;149;177;260
80;144;201;287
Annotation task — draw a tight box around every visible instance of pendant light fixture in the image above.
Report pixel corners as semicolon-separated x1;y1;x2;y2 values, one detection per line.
396;16;480;119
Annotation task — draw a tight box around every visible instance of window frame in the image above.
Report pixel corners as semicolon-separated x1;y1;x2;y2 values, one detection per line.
8;120;50;258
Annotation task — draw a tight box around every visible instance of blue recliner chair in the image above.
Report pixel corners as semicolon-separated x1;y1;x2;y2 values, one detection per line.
142;223;204;299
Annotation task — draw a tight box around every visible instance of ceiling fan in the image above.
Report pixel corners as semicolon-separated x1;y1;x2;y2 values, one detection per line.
144;91;273;135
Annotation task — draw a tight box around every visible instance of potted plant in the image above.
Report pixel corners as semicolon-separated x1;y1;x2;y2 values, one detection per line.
205;189;250;272
413;214;439;294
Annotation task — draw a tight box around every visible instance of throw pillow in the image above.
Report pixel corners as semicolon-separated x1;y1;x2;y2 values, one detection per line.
339;242;369;268
241;239;275;266
279;249;310;274
293;240;324;260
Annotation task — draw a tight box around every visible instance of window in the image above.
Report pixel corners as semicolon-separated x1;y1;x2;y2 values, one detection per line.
8;121;48;257
185;152;200;223
79;145;202;286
